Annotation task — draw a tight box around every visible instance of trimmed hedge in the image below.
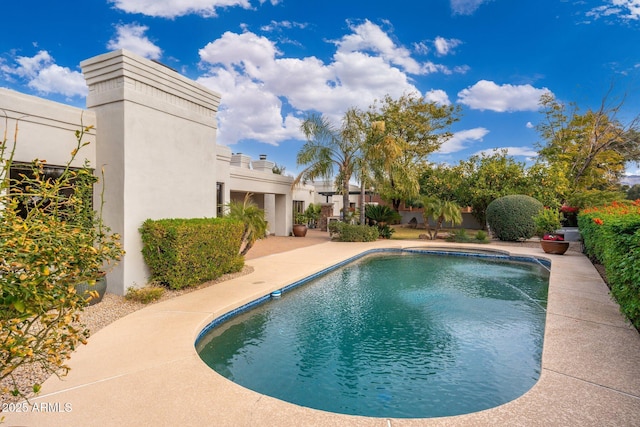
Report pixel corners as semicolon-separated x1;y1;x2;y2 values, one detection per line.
579;201;640;329
486;195;543;241
140;217;244;289
328;222;379;242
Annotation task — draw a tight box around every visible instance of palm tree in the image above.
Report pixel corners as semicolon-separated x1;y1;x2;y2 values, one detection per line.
420;196;462;240
293;109;365;223
225;193;267;256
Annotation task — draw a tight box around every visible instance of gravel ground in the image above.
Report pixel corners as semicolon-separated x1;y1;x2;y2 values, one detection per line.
0;266;253;405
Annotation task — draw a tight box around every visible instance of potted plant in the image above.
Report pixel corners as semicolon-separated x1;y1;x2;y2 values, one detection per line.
293;212;308;237
560;205;579;227
534;207;570;255
304;203;321;229
72;168;125;304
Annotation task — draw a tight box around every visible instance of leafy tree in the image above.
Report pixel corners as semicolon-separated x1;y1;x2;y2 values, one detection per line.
356;120;388;224
294;109;365;222
455;149;530;227
536;91;640;197
225;193;267;256
1;122;123;400
366;93;461;211
419;196;463;240
566;189;627;209
524;161;569;208
419;163;465;202
627;184;640;201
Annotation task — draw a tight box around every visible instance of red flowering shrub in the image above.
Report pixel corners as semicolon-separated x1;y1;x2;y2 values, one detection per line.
560;205;579;213
578;200;640;329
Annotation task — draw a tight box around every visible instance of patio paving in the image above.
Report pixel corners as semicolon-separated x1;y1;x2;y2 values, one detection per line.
2;235;639;426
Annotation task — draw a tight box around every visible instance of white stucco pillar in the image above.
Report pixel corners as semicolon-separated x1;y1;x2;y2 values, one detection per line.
81;49;221;295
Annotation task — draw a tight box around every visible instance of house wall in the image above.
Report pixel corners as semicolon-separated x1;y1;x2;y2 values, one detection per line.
2;49;325;296
215;145;232;215
228;163;293;236
81;49;221;295
0;88;96;168
312;180;362;218
292;184;317;211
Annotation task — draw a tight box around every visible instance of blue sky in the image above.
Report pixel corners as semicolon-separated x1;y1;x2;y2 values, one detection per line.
2;0;640;176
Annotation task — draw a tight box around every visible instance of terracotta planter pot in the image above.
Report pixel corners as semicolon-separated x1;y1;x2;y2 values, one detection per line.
540;240;570;255
292;224;308;237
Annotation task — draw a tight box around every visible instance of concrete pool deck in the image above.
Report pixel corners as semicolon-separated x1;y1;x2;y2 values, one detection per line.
3;239;640;426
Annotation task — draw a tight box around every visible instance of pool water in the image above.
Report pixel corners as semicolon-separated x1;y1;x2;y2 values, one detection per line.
196;253;549;418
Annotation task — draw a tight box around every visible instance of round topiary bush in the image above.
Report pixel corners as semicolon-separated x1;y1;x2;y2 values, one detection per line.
486;195;543;241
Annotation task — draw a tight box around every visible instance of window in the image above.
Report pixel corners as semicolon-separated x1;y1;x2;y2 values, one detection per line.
293;200;305;217
216;182;224;217
9;162;92;219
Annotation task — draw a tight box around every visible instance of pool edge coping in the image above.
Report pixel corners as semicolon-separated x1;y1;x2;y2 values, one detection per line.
3;240;638;426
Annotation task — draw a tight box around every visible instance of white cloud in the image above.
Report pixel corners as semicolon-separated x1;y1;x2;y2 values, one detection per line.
261;20;308;32
438;127;489;154
335;20;425;75
0;50;87;97
457;80;551;112
197;22;438;146
526;121;534;129
107;24;162;60
587;0;640;21
474;146;538;158
425;89;451;106
109;0;252;18
413;41;430;55
198;69;302;146
434;37;462;56
450;0;493;15
199;31;279;71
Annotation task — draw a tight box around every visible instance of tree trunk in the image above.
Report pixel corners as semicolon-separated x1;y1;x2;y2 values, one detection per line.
343;181;351;223
359;180;365;225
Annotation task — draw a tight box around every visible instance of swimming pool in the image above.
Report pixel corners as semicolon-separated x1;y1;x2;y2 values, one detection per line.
196;250;549;418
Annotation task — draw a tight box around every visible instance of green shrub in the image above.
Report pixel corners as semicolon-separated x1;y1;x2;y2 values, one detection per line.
377;224;395;239
446;228;472;243
444;228;489;244
140;218;244;289
328;222;379;242
328;220;344;237
125;285;165;304
365;204;401;225
533;207;562;237
579;201;640;329
486;195;543;241
364;205;400;238
474;230;488;242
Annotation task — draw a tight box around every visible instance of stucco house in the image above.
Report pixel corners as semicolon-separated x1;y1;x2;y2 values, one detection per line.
0;49;321;295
